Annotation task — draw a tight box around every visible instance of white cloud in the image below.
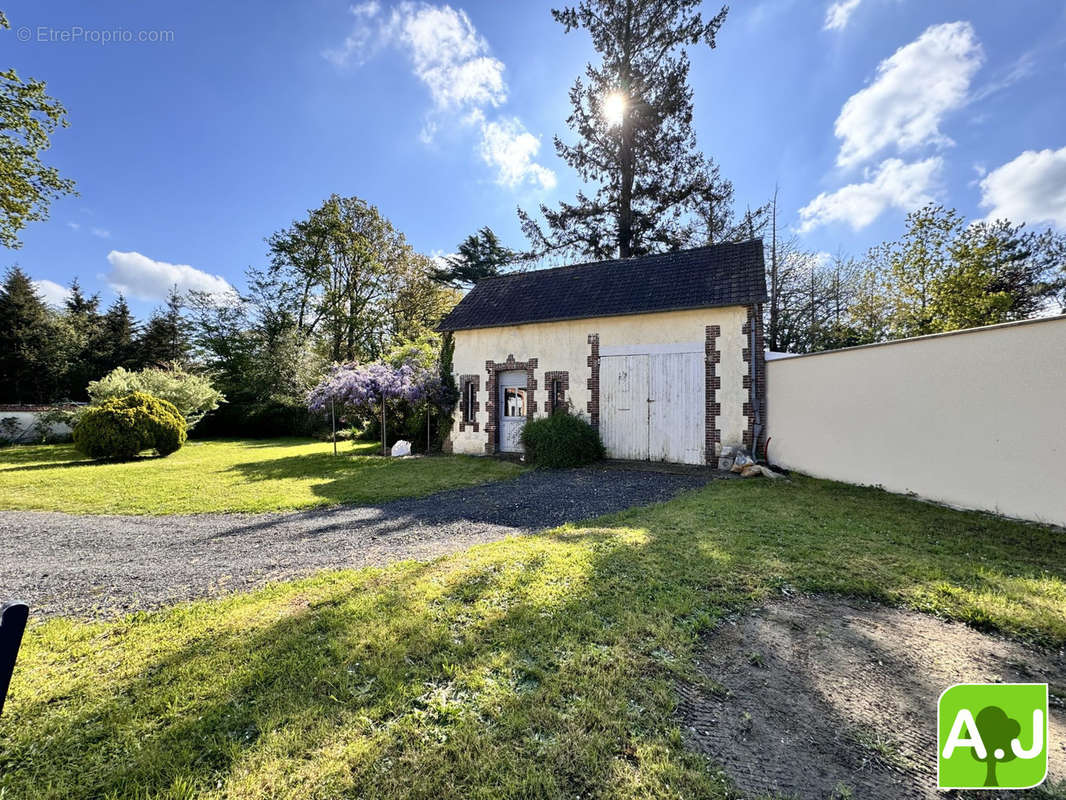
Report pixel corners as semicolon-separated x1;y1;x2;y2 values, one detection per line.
105;251;235;301
798;157;943;233
326;2;505;111
823;0;862;31
325;2;553;191
91;227;111;239
397;4;506;111
978;146;1066;229
33;279;71;307
834;22;983;167
479;118;557;190
66;221;81;231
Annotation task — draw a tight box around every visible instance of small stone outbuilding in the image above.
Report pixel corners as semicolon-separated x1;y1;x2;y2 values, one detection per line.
437;240;767;465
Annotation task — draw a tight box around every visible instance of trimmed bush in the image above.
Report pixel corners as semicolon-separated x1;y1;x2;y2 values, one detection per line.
520;411;605;468
73;392;187;460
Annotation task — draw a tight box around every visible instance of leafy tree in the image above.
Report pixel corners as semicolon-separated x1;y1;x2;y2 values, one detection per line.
87;366;223;428
0;266;66;402
384;252;461;348
847;266;891;345
135;288;190;368
266;194;455;363
935;219;1066;331
185;288;317;408
863;205;1064;340
0;12;77;249
519;0;729;260
972;705;1020;787
431;227;517;287
881;205;963;338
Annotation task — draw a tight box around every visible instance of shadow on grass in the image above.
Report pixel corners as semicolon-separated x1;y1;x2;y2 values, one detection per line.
210;460;706;540
195;437;349;449
2;477;1065;798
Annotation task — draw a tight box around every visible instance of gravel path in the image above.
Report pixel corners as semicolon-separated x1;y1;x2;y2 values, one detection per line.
0;466;712;619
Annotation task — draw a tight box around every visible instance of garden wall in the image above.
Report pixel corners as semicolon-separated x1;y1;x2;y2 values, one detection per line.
0;407;76;443
765;315;1066;527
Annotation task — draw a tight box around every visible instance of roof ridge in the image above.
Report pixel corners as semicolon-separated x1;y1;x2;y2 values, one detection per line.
438;239;767;332
478;239;762;283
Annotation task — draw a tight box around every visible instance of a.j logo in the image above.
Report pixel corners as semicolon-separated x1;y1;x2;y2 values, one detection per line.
938;683;1048;790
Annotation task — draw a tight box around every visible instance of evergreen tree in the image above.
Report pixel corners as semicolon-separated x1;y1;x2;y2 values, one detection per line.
519;0;729;260
431;227;517;288
0;266;65;402
935;219;1066;331
136;288;190;367
62;278;104;400
99;295;137;372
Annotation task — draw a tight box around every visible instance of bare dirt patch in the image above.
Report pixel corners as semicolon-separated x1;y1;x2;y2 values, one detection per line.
677;595;1065;799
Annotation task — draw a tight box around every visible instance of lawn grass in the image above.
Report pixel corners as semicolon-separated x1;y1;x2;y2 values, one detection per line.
2;476;1064;799
0;439;525;514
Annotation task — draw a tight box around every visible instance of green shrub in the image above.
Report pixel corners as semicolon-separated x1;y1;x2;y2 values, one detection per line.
73;392;187;460
520;411;605;468
88;366;224;428
191;396;325;439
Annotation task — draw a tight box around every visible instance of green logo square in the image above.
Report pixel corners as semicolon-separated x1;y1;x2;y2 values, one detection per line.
938;683;1048;790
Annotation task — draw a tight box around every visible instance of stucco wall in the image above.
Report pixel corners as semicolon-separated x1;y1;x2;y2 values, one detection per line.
448;305;750;457
765;315;1066;527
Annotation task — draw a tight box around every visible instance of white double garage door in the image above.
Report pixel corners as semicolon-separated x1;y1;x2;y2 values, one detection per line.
600;343;706;465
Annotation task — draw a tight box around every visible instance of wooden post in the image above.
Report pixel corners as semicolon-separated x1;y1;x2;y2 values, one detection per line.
427;404;431;454
0;602;29;717
381;400;387;457
331;398;337;457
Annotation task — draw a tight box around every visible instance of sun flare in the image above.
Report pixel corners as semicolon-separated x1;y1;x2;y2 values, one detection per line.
603;92;626;126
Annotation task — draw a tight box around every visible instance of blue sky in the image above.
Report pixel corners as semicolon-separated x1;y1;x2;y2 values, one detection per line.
4;0;1065;317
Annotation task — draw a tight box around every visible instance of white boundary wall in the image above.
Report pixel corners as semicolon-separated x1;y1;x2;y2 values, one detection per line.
0;409;75;442
765;316;1066;527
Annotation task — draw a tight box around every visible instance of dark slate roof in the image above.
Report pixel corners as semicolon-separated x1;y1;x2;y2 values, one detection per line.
437;240;767;331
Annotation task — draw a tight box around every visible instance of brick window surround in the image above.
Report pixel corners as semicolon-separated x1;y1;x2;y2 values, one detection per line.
544;371;569;413
741;304;767;457
458;374;480;433
586;334;600;431
484;355;538;454
705;325;721;464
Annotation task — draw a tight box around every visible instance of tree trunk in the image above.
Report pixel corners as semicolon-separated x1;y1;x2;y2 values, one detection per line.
616;2;635;259
984;759;998;787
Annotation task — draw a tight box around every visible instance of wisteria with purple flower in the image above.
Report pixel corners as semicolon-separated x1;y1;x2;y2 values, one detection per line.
307;360;441;416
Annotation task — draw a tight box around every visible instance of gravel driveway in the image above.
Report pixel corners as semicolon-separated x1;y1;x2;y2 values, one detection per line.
0;466;712;619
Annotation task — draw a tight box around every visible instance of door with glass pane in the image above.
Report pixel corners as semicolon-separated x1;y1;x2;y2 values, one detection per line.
498;371;527;453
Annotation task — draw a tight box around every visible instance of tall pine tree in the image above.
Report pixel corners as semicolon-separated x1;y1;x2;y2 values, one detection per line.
99;295;137;372
0;267;66;402
136;288;190;367
430;227;517;288
519;0;729;260
62;278;104;400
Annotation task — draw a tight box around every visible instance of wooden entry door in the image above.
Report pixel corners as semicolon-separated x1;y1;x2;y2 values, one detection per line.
498;370;527;453
600;344;705;465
